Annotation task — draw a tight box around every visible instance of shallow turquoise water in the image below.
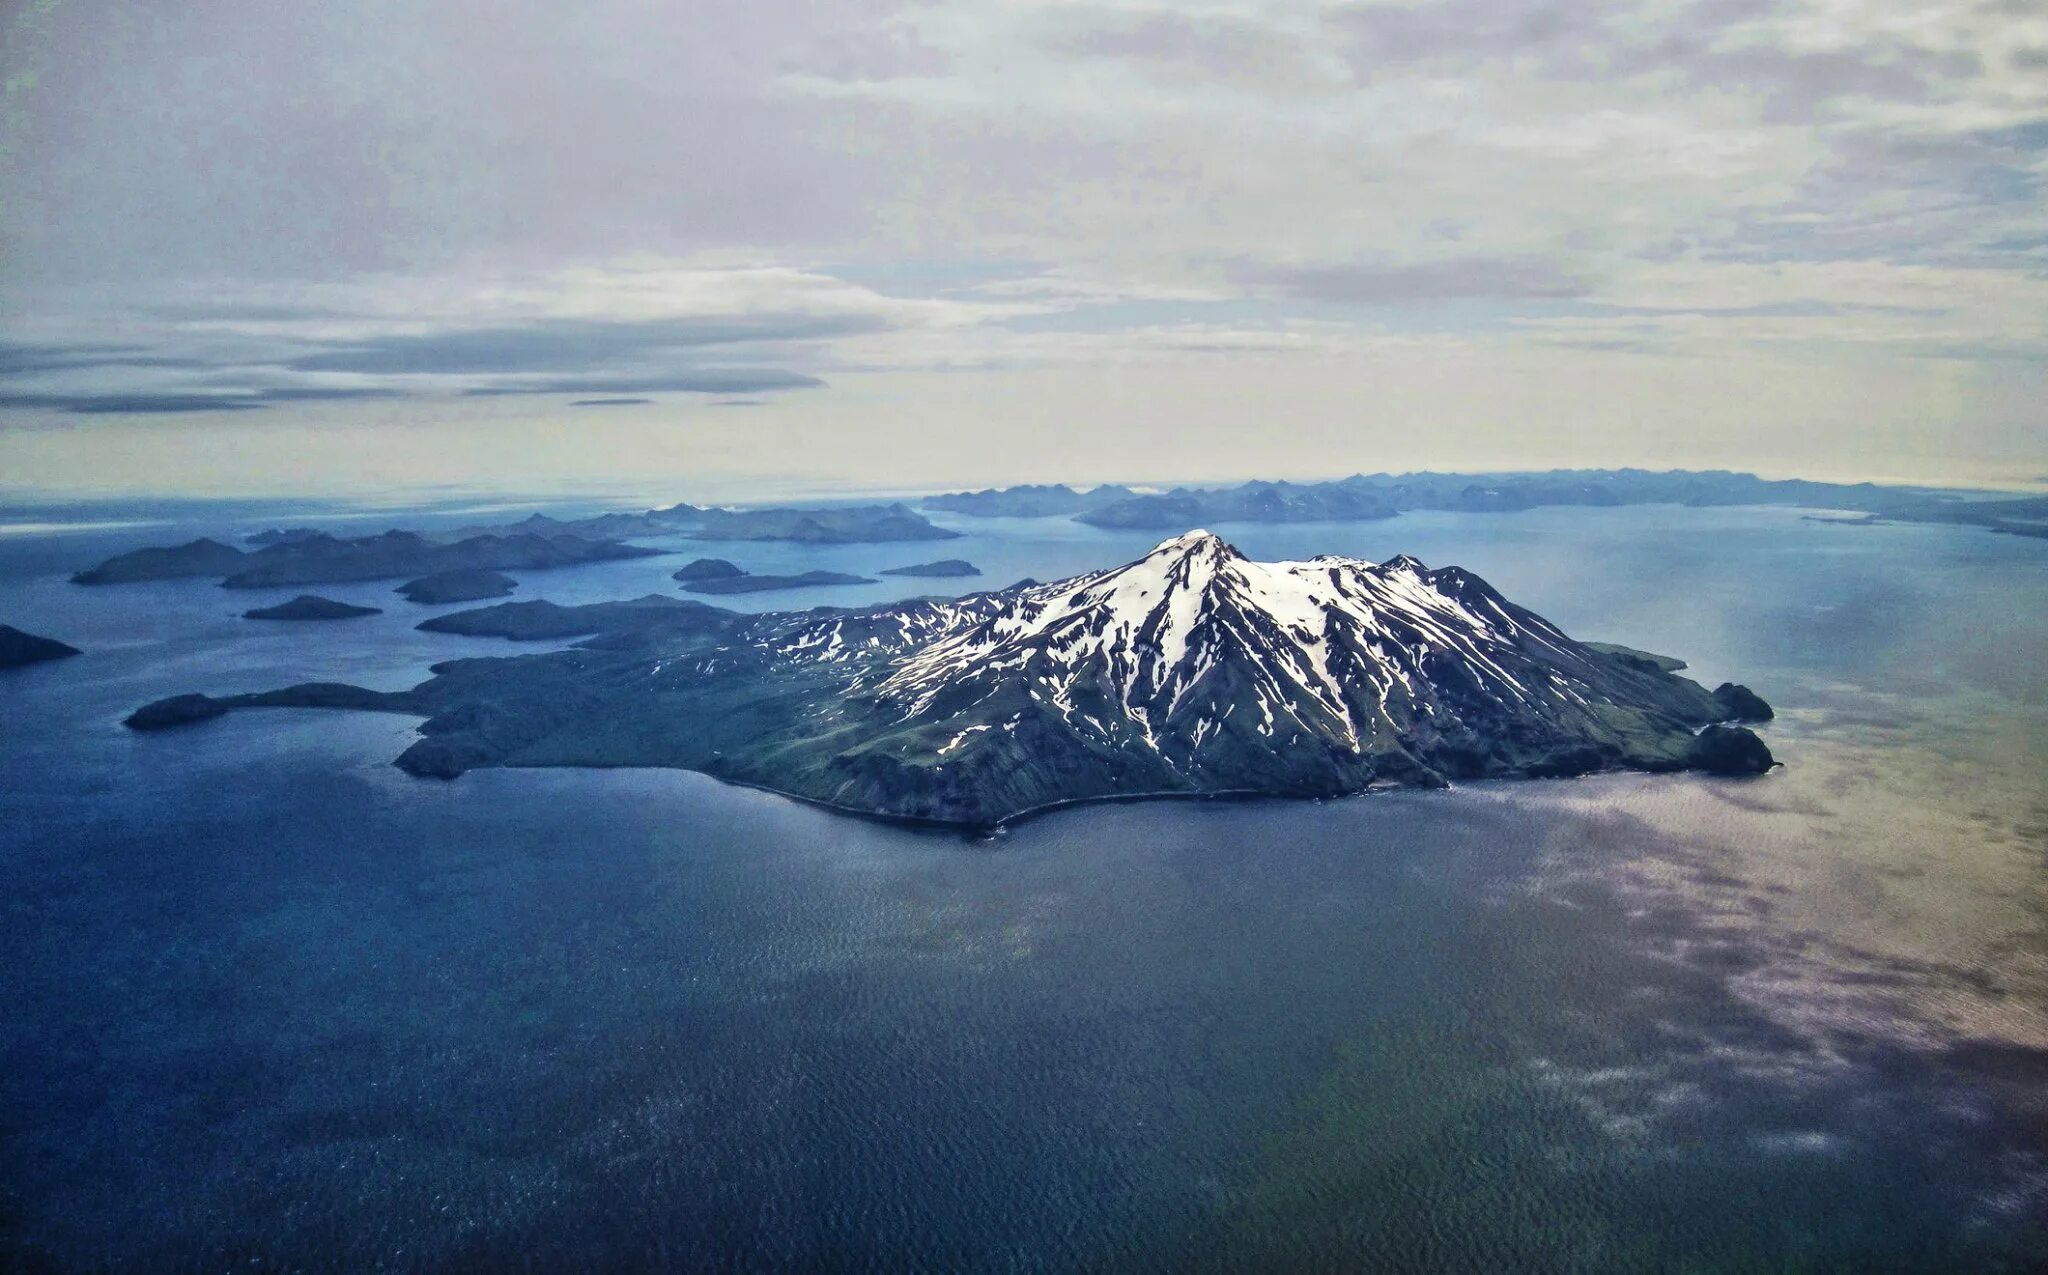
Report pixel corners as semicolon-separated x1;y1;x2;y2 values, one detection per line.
2;502;2044;1269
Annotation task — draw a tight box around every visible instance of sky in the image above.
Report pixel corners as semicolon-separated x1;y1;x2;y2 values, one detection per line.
0;0;2043;502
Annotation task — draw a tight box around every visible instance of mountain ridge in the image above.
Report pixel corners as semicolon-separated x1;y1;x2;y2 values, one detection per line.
920;469;2045;538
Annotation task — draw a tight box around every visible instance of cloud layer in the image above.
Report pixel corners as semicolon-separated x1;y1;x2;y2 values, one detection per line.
0;0;2041;488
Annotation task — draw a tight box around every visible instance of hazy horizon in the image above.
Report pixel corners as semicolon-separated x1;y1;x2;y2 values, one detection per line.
1;456;2042;517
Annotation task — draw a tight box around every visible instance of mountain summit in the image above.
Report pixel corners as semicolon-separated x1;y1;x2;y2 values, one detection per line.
840;531;1772;812
129;533;1775;826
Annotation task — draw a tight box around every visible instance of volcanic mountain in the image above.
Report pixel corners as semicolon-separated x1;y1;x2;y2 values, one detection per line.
128;532;1774;826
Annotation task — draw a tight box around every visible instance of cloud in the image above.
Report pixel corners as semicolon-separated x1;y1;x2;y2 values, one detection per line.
285;314;887;375
569;397;655;407
252;386;406;402
1332;0;1616;74
0;263;987;412
1331;0;1987;122
459;369;824;396
0;0;2041;485
0;342;203;376
1236;257;1594;304
1042;8;1339;95
0;392;271;415
1575;299;1949;320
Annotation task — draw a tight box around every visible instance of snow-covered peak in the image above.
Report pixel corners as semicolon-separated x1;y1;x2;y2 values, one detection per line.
1146;528;1233;556
867;532;1605;758
719;532;1760;805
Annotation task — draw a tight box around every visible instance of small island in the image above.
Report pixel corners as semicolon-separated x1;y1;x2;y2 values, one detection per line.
72;537;247;584
397;569;518;604
678;569;877;595
417;596;733;641
75;529;658;590
243;595;383;621
879;559;981;578
672;558;744;583
0;624;82;668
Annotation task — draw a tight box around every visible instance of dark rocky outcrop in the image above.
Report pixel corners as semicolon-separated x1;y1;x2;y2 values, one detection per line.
396;570;517;604
0;625;82;668
1688;724;1778;775
76;529;656;590
223;531;654;589
672;558;745;582
243;595;382;621
127;683;415;731
1584;642;1688;674
416;595;737;642
1712;682;1775;722
72;538;245;584
680;570;877;595
879;559;981;578
125;693;230;729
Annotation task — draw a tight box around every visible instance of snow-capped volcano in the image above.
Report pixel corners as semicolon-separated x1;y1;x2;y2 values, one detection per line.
865;530;1727;771
130;531;1777;827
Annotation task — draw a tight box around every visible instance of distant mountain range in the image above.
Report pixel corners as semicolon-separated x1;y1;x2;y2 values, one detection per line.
432;502;957;545
128;531;1774;828
71;503;958;590
73;530;657;588
925;483;1140;518
924;470;2048;537
72;471;2038;596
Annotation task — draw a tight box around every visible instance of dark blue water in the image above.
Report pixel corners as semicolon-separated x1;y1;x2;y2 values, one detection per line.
3;502;2045;1269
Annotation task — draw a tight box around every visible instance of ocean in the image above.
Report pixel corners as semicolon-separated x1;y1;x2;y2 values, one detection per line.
2;500;2044;1269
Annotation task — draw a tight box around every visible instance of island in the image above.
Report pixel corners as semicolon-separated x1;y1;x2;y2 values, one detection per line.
415;597;737;642
75;529;659;590
396;569;518;604
72;537;247;584
415;596;734;642
879;559;981;578
220;531;654;589
672;558;745;583
129;531;1776;828
243;596;382;621
677;569;877;595
688;503;957;544
0;624;82;668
